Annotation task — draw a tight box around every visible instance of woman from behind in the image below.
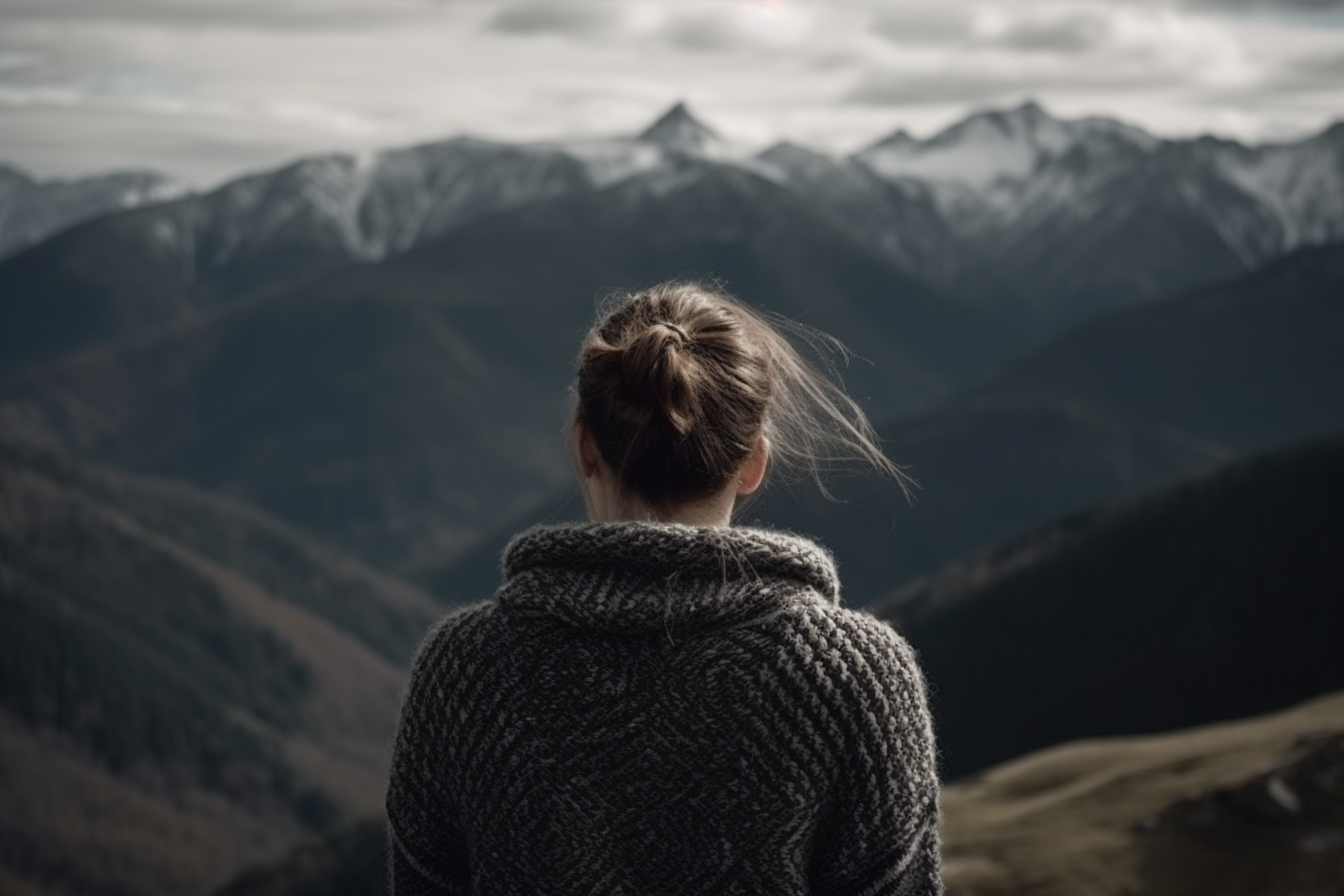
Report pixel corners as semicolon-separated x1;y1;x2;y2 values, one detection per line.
386;281;943;895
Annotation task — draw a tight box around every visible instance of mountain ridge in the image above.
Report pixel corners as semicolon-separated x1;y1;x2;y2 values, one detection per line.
4;98;1342;366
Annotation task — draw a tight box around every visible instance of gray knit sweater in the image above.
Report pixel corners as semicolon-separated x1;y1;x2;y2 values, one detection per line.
386;522;942;895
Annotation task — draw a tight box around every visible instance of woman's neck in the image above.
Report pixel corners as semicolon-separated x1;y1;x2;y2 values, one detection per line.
584;484;736;528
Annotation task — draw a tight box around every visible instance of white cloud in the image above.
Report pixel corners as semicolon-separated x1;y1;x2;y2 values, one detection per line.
0;0;1340;184
484;3;622;37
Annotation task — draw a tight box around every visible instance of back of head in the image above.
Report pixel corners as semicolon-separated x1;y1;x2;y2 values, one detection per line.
575;281;908;510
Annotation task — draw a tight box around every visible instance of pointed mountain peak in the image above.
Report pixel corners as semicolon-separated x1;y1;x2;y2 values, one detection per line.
1007;99;1049;122
638;102;723;154
757;140;828;160
866;127;919;154
952;99;1056;138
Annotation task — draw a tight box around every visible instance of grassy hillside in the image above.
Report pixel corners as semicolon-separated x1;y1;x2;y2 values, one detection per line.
0;443;440;896
877;436;1344;778
941;690;1344;896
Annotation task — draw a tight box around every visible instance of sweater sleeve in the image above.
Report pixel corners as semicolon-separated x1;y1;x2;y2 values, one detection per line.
812;612;944;896
385;612;477;896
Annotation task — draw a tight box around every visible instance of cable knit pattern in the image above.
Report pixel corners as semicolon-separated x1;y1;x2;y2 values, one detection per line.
386;522;943;896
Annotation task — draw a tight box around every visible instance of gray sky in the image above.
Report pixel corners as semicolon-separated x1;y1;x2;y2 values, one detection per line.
2;0;1342;186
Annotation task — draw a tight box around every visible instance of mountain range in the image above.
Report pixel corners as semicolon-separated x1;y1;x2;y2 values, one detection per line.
3;103;1341;582
3;100;1341;379
0;163;184;261
0;155;1017;577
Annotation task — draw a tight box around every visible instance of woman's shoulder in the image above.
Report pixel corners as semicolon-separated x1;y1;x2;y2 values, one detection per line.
789;599;928;689
406;600;500;675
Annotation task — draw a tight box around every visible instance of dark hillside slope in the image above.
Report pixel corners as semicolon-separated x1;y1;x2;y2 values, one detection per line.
876;436;1344;779
751;240;1344;603
975;240;1344;451
0;164;366;384
0;203;215;381
0;442;439;896
747;400;1227;607
0;165;1010;576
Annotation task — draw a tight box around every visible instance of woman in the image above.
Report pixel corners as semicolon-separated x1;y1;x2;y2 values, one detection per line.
386;282;943;895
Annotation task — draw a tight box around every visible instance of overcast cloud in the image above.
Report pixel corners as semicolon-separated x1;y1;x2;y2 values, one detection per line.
0;0;1340;185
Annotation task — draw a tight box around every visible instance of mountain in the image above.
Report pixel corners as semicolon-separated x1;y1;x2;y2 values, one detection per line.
0;162;185;261
859;100;1157;194
0;145;592;381
747;239;1344;603
638;101;728;156
6;100;1343;382
875;435;1344;779
753;142;969;290
209;689;1344;896
970;238;1344;453
843;102;1344;324
0;104;739;382
0;441;440;896
0;162;1010;579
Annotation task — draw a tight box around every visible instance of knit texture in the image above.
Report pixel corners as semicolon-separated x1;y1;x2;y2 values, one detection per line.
386;522;943;896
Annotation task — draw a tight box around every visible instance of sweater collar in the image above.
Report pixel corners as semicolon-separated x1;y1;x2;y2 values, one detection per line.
496;521;840;635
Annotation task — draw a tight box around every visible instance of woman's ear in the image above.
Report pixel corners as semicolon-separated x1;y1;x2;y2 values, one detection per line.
735;436;770;496
573;418;601;479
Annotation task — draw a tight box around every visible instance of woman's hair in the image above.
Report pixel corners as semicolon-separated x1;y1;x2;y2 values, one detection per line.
575;280;910;508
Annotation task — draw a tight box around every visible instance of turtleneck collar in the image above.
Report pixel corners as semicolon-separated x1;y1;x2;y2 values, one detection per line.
496;521;840;635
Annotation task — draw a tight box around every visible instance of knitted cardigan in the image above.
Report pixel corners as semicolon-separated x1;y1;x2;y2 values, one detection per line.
385;522;943;896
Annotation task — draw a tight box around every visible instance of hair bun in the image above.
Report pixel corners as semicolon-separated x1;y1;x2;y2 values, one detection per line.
621;321;702;438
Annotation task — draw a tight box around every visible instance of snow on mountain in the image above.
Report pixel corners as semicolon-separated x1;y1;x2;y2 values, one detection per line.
0;164;187;259
7;99;1342;328
1214;123;1344;249
834;100;1344;320
358;138;592;258
135;103;745;275
858;101;1157;192
754;141;966;282
0;103;758;275
546;137;664;189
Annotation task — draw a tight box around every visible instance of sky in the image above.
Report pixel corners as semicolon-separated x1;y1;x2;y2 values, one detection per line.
1;0;1342;187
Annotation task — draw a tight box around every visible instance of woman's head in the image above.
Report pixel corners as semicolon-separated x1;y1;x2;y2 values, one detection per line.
573;281;908;521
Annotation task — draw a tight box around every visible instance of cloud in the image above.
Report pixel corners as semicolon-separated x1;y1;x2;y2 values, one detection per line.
848;4;1252;107
0;0;445;31
844;65;1177;108
1264;46;1344;89
636;3;817;55
984;8;1113;52
661;14;741;53
870;8;973;46
0;0;1340;185
484;3;620;37
1186;0;1344;9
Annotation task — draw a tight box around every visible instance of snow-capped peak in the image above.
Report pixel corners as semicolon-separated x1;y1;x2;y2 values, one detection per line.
638;102;727;156
857;100;1157;191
